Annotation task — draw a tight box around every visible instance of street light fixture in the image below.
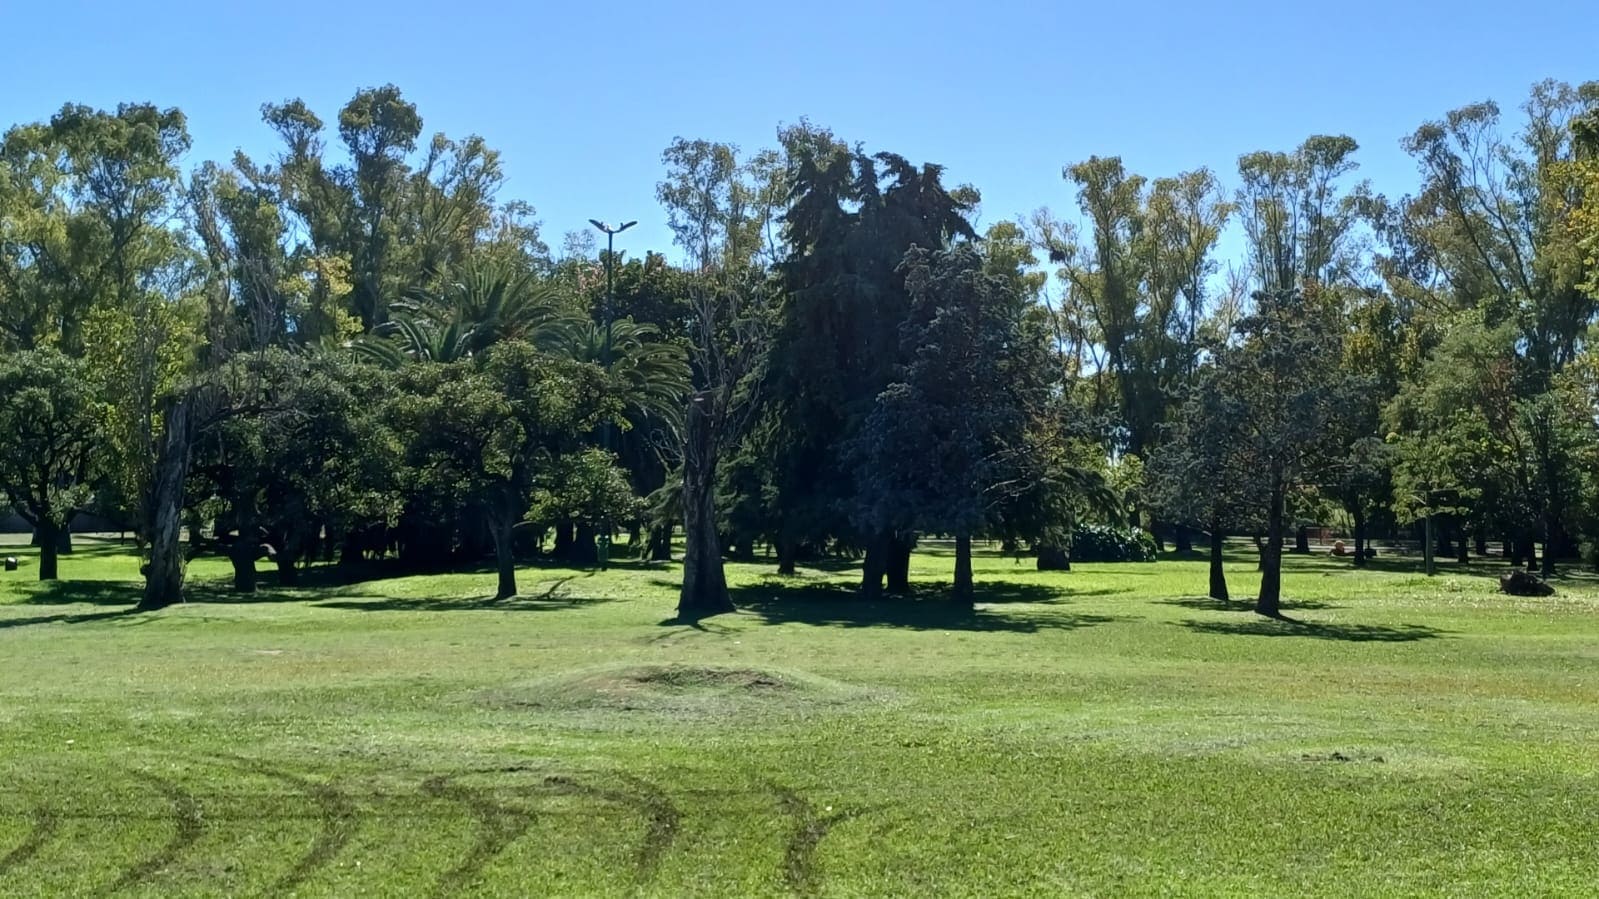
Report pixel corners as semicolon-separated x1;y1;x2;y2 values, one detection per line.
589;219;636;569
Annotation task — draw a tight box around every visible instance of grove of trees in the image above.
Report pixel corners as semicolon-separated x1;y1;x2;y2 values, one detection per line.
3;80;1598;618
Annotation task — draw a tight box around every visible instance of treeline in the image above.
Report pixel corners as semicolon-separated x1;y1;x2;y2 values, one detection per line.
1;81;1597;618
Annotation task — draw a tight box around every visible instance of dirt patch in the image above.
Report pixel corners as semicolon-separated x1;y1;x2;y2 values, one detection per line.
478;664;887;720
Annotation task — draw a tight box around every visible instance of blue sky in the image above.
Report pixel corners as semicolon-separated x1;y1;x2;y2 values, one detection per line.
3;0;1595;265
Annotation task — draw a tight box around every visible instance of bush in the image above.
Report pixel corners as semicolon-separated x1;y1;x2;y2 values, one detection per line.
1069;524;1159;562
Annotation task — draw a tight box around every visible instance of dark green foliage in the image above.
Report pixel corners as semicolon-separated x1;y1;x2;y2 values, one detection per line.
1068;524;1159;562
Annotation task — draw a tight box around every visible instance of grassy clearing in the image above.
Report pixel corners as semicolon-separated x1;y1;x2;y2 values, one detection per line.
2;539;1598;896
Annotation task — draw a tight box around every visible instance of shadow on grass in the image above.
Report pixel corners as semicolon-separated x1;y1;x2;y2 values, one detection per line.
0;607;146;630
723;579;1120;633
316;577;613;613
1174;616;1448;642
6;579;142;607
1156;595;1343;612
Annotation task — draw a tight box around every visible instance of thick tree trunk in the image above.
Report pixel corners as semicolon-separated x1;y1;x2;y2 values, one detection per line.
1174;525;1193;554
276;552;299;587
1474;529;1488;557
1256;479;1284;617
573;522;598;566
141;396;193;611
230;494;258;594
776;536;798;575
1456;527;1470;564
1352;510;1367;568
886;535;913;595
489;512;517;600
647;525;673;562
1508;535;1522;567
36;520;60;581
860;532;888;599
1208;524;1228;602
678;394;734;619
952;531;974;608
1293;525;1310;554
1036;545;1071;571
1519;535;1537;571
553;519;575;561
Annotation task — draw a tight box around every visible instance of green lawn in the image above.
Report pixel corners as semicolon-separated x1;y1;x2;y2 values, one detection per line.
2;539;1597;897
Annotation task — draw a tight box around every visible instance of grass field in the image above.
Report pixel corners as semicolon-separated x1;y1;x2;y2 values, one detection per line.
2;539;1597;897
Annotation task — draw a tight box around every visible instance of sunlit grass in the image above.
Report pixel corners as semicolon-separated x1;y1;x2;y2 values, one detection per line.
2;537;1597;896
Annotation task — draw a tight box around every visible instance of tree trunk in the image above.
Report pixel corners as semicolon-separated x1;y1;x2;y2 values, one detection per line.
489;511;517;600
1174;524;1192;554
1474;529;1487;557
1508;535;1521;566
886;535;913;594
230;494;258;594
140;396;193;611
573;522;598;566
1352;509;1367;568
647;525;673;562
36;519;60;581
860;531;887;599
553;519;575;561
952;531;974;608
1541;514;1557;580
1208;524;1228;602
277;552;299;587
1256;478;1284;617
776;536;798;575
1036;545;1071;571
1293;525;1310;554
678;393;734;619
1456;527;1470;564
1520;535;1537;571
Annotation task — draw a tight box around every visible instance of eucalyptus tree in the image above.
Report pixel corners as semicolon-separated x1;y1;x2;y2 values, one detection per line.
1235;135;1367;293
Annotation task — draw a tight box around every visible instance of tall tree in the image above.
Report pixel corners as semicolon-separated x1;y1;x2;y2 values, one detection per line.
0;349;104;580
1209;289;1348;616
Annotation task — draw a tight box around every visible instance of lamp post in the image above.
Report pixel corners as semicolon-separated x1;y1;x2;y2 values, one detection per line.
588;219;636;569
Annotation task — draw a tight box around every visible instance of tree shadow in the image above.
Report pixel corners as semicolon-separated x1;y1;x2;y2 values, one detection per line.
315;578;611;614
1174;616;1449;642
726;580;1119;633
0;607;146;630
5;580;143;607
1156;595;1343;611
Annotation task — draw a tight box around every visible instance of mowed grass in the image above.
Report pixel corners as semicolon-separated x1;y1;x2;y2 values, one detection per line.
2;539;1598;897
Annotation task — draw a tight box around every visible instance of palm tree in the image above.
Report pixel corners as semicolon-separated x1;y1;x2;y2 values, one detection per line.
556;319;690;429
355;261;572;367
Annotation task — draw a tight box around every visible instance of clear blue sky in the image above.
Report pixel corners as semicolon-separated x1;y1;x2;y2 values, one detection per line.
3;0;1595;265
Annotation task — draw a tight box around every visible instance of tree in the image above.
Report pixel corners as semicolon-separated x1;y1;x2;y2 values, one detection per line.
1149;365;1268;602
1210;289;1348;616
1236;135;1367;293
850;245;1035;606
387;342;616;599
0;350;104;580
677;273;770;618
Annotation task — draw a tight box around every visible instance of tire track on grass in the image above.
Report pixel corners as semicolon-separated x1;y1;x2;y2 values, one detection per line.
539;773;681;885
101;771;203;895
421;773;536;897
211;754;358;893
0;807;57;875
771;784;860;897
